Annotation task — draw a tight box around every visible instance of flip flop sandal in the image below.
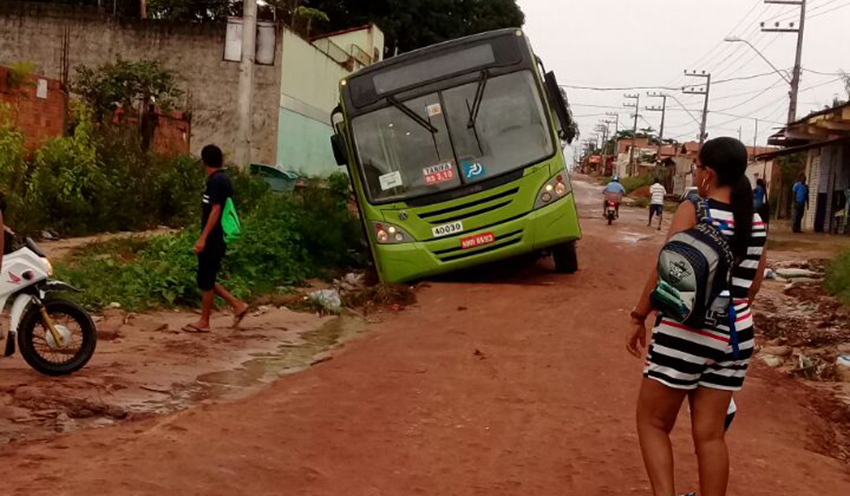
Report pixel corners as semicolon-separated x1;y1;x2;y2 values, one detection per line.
182;324;211;334
232;306;250;329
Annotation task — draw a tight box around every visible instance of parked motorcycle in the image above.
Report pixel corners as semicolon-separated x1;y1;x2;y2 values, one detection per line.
1;237;96;375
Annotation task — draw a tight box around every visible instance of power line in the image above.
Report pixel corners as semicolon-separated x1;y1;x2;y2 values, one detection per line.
809;0;850;19
713;70;787;84
714;79;786;112
804;68;848;76
560;84;682;91
712;75;788;102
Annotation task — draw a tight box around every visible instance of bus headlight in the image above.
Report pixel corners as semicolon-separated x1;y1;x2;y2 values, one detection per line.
534;174;571;209
373;222;413;244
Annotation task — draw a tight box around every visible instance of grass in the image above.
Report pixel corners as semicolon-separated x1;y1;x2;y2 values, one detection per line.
55;177;365;312
601;173;656;194
825;250;850;305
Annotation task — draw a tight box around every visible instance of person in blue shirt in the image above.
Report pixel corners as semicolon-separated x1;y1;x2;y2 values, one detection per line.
792;174;808;233
603;176;626;218
754;178;769;224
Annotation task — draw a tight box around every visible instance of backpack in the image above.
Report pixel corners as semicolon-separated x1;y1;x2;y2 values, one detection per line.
221;197;241;244
651;199;742;356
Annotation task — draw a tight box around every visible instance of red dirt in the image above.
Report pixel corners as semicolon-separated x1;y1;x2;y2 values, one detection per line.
0;177;847;495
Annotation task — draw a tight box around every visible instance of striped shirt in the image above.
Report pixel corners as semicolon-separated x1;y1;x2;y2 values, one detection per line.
650;183;667;205
644;199;767;391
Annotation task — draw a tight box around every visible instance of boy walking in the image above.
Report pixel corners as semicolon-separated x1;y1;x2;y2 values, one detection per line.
648;179;667;230
183;145;248;333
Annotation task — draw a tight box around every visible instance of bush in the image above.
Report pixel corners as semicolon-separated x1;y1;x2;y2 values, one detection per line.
56;174;365;311
600;173;656;194
621;173;656;194
826;250;850;306
0;104;206;236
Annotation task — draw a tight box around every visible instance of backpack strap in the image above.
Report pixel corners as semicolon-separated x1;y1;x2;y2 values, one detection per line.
688;197;711;224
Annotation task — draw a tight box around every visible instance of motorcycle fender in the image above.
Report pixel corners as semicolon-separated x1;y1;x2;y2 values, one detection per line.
9;293;35;335
41;280;81;293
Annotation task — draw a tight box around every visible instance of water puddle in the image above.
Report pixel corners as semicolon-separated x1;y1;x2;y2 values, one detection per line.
128;315;366;415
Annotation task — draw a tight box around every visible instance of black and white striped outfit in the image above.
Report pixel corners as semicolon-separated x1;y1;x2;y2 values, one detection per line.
644;200;767;391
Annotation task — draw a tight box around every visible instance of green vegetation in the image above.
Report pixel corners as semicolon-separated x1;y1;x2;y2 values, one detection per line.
37;0;525;54
825;250;850;305
56;174;364;311
602;173;655;195
0;104;201;236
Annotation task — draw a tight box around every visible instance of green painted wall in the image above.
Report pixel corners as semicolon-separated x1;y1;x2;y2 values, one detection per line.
276;108;340;177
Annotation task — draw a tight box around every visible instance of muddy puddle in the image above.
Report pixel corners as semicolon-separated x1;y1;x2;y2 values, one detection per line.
0;314;366;443
128;315;366;416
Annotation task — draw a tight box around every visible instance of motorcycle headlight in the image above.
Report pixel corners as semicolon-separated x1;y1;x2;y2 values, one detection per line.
534;173;572;209
372;221;413;244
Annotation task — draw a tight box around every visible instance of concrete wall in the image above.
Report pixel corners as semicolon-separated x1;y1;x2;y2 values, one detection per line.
322;24;385;66
277;29;357;175
276;26;385;176
0;2;281;164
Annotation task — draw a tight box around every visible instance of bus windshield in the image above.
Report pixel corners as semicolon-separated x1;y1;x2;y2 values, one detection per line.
352;70;553;203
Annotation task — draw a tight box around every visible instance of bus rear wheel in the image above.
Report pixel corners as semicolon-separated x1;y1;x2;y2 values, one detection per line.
552;241;578;274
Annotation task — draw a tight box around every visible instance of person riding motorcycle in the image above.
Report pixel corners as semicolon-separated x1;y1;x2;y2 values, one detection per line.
603;176;626;218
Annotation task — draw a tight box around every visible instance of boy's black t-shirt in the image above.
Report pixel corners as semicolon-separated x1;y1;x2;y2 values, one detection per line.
201;170;233;250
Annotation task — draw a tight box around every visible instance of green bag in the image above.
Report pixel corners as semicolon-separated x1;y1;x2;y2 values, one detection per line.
221;197;241;243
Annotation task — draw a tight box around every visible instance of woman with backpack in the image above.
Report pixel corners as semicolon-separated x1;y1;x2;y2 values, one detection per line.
626;137;768;496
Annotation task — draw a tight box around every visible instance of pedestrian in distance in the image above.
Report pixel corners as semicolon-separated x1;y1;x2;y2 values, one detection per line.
648;179;667;230
183;145;249;334
753;178;770;226
792;174;808;233
627;137;768;496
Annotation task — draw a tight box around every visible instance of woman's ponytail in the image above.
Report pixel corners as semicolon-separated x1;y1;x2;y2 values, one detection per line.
699;137;753;259
730;174;754;259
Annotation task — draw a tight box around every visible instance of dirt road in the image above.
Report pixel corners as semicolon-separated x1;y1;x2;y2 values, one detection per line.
0;176;847;495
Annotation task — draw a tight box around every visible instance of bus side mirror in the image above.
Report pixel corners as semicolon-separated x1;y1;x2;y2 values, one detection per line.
331;134;348;166
544;71;577;144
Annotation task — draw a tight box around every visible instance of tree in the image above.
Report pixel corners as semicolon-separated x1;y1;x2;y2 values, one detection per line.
36;0;524;53
73;59;183;151
310;0;525;53
293;5;329;37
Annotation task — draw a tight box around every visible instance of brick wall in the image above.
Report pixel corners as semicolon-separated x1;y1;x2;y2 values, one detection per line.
0;66;66;146
0;1;281;164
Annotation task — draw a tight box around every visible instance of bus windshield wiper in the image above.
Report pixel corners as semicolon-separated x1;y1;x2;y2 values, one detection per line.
467;69;489;129
387;95;439;134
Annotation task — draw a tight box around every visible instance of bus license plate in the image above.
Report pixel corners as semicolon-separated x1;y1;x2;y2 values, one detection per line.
461;232;495;249
432;221;463;238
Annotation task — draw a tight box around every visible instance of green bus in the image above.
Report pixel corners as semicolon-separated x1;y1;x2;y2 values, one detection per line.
330;28;581;283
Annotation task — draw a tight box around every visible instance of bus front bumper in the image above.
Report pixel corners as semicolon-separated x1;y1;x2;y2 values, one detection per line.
373;195;582;283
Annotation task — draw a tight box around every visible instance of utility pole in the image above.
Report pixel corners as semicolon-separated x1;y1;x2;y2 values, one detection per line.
683;70;711;148
604;112;619;172
762;0;806;123
596;123;610;175
235;0;258;168
754;118;759;150
605;112;620;135
623;94;640;176
646;92;668;164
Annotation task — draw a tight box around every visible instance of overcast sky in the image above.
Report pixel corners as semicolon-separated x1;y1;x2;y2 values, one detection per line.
517;0;850;159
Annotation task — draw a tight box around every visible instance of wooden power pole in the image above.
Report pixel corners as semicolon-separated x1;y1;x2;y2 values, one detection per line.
683;70;711;148
762;0;807;123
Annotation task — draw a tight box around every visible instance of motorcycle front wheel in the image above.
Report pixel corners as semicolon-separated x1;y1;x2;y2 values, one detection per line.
18;298;97;376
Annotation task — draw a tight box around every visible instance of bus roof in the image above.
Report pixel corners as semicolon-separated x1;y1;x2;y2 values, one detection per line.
349;27;524;81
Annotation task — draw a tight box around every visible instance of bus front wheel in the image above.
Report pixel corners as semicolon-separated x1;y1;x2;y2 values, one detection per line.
552;241;578;274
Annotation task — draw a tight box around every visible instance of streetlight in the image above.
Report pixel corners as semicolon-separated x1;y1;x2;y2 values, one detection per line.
723;36;791;84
